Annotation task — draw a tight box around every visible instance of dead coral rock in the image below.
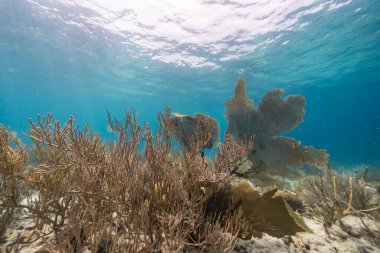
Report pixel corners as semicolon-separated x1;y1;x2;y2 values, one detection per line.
225;78;329;177
167;112;220;150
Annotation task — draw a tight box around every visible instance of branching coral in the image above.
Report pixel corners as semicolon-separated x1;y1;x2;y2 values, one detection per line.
0;125;28;239
297;167;380;228
225;78;329;178
1;110;257;252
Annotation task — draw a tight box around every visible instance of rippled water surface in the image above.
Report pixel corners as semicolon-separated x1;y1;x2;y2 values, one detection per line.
0;0;379;168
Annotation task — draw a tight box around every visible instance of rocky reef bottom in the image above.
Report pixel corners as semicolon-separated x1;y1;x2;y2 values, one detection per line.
2;208;379;253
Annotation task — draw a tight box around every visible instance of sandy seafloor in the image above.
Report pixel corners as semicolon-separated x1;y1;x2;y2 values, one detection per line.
2;208;380;253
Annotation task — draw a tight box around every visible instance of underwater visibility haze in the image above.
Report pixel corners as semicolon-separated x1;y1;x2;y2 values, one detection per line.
0;0;380;169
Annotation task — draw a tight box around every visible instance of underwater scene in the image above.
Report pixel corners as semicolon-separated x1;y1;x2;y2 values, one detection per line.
1;0;380;252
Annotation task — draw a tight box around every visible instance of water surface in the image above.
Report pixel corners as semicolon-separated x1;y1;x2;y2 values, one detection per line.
0;0;379;168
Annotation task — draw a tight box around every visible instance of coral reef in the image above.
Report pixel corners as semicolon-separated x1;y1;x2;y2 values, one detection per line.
0;108;318;252
225;78;329;178
1;78;379;252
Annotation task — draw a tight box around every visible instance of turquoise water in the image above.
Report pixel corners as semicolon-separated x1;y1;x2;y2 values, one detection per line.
0;0;379;169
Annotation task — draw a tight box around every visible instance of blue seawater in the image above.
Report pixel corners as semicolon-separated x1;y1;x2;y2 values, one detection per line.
0;0;379;170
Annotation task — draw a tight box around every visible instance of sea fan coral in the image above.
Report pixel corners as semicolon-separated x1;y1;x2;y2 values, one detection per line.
166;112;220;151
225;78;329;177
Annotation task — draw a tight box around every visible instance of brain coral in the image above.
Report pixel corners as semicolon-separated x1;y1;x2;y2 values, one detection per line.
225;78;329;176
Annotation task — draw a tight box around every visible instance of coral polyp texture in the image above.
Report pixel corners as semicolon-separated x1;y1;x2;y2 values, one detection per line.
225;78;329;177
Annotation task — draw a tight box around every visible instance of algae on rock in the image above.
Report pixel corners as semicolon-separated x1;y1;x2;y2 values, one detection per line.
225;78;329;178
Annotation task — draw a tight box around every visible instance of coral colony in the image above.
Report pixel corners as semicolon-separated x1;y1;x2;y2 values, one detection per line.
225;79;328;177
1;79;379;252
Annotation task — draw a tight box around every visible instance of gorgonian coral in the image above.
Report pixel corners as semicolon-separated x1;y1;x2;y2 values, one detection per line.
167;112;220;151
0;125;28;238
225;78;329;177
